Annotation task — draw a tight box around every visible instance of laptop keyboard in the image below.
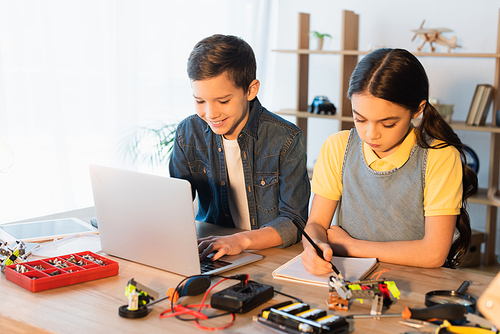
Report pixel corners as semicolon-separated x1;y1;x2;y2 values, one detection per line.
200;258;232;274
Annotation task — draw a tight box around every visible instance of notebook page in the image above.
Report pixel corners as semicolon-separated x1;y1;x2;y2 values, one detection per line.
272;254;378;287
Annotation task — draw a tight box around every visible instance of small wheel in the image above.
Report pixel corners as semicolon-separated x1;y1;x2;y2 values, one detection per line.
118;305;150;318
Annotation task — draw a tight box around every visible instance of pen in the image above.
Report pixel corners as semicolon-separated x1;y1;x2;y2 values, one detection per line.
290;220;343;278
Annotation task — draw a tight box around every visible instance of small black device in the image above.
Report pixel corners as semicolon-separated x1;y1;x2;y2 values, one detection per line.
211;281;274;313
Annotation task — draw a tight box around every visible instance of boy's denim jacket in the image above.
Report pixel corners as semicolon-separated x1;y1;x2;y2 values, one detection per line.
169;98;310;248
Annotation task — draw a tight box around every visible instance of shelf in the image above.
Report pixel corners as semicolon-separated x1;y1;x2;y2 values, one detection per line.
277;10;500;266
450;121;500;133
273;49;500;58
469;188;496;206
274;109;352;121
275;110;500;133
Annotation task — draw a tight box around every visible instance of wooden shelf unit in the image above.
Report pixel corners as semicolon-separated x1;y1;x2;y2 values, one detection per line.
273;49;500;58
274;10;500;265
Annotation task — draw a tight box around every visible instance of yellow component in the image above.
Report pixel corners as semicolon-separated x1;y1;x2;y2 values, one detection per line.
349;284;364;304
435;320;494;334
261;311;270;319
125;283;136;297
385;281;401;299
4;249;20;266
278;302;307;312
296;309;321;317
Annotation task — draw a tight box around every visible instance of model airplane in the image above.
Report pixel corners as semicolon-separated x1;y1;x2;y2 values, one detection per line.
411;20;461;52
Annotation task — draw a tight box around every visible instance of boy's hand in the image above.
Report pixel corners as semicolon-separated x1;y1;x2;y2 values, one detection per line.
300;242;334;275
198;233;249;262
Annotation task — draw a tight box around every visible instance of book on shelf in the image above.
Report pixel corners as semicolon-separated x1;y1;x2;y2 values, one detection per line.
473;84;494;126
272;254;378;287
466;84;494;126
466;85;485;125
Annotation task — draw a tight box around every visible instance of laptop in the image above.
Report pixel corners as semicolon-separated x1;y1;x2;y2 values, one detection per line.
89;164;263;277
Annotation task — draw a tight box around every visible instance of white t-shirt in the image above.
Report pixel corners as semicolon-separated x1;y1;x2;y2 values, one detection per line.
223;137;251;230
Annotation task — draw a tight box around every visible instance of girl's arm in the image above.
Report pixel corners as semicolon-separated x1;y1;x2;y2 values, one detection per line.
327;215;456;268
301;194;339;275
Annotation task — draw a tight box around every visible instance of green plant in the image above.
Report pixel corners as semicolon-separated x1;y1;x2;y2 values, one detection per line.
309;31;332;39
118;121;177;167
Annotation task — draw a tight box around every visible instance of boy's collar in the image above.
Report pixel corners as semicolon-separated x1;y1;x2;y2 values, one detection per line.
239;97;261;140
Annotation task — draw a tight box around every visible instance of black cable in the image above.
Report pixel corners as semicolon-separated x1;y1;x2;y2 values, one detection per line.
274;290;303;303
171;276;191;321
171;275;239;322
214;273;248;282
175;310;234;321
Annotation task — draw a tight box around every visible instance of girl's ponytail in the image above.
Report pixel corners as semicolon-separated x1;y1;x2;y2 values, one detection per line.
416;103;478;268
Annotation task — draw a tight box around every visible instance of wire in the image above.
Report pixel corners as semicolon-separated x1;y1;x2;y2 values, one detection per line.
194;308;235;331
371;268;391;280
273;290;303;303
192;277;236;330
160;276;236;330
170;276;190;319
159;304;233;321
197;277;228;313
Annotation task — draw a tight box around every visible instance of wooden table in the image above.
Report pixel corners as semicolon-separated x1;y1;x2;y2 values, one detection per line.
0;207;494;333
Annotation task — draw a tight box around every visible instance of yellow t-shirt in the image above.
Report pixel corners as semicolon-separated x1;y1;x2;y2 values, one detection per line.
311;130;462;216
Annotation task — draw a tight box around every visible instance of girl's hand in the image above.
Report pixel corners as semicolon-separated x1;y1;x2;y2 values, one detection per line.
327;225;353;257
300;242;334;275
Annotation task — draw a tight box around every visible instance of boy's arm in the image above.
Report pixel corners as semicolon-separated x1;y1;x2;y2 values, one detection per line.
168;129;197;199
261;131;311;248
198;227;282;261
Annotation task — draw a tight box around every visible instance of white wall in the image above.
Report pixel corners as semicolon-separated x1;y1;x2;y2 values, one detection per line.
0;0;277;224
1;0;499;258
266;0;500;256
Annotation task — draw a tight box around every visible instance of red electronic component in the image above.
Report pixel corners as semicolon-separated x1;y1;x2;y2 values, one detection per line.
4;251;119;292
378;283;391;299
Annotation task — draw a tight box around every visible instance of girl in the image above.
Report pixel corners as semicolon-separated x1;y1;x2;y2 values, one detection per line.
302;48;477;274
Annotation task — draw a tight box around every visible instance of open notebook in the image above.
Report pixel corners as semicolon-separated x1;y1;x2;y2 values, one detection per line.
272;254;378;287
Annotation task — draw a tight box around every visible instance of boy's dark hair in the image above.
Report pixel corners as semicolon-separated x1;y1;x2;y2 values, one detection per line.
187;34;256;92
348;48;478;269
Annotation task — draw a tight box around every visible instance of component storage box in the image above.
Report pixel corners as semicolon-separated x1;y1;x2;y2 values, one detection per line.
5;251;119;292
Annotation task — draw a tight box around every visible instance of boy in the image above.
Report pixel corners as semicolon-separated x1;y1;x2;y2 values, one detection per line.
169;34;310;261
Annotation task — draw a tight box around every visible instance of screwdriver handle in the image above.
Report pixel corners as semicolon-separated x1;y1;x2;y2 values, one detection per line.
403;304;468;321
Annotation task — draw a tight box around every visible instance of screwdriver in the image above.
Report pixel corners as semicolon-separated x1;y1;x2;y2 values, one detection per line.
347;304;468;322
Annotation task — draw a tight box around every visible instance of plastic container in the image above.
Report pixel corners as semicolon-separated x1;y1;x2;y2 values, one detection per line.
4;251;118;292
